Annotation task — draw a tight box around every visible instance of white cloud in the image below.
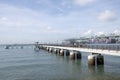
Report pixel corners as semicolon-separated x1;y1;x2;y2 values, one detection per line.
98;10;117;22
96;31;106;36
113;29;120;35
84;29;93;35
0;4;52;29
0;4;55;43
74;0;95;6
97;32;105;35
84;30;107;37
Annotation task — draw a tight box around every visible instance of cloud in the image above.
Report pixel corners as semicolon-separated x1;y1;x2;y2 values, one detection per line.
84;29;93;35
74;0;95;6
84;30;107;37
96;31;106;36
113;29;120;35
0;1;119;43
0;3;55;43
98;10;117;22
0;3;54;32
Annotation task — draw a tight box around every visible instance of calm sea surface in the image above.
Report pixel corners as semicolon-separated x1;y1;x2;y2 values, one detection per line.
0;46;120;80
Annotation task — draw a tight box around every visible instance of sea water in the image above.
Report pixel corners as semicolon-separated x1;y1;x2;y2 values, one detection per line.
0;46;120;80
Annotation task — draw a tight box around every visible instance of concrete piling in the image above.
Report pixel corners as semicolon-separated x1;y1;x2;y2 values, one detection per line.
46;47;49;51
49;48;52;53
54;48;58;54
66;50;70;56
88;53;104;66
88;55;95;65
60;49;64;56
76;51;81;59
97;54;104;65
70;51;75;59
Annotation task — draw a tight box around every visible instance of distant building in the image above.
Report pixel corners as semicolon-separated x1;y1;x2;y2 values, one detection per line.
63;34;120;47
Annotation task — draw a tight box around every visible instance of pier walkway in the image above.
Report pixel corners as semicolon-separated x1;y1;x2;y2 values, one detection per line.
42;44;120;56
44;45;120;56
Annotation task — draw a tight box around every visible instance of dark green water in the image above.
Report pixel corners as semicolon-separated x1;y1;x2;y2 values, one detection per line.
0;46;120;80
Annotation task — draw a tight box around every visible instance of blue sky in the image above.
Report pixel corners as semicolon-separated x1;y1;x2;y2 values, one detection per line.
0;0;120;44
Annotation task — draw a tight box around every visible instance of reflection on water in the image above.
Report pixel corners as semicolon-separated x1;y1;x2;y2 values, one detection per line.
0;46;120;80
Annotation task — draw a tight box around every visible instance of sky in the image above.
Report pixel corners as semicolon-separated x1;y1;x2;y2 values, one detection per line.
0;0;120;44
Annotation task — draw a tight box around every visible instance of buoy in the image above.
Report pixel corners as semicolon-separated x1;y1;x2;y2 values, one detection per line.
70;51;75;59
97;54;104;65
76;51;81;59
88;55;95;65
60;49;64;56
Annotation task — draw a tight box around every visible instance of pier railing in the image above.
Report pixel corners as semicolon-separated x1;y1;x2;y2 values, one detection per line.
43;44;120;51
82;44;120;51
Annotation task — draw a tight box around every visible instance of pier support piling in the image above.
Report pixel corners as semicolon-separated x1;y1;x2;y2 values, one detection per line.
97;54;104;65
47;47;49;51
60;49;64;56
88;53;104;66
88;55;95;65
66;50;70;56
54;48;58;54
70;51;75;60
49;48;53;53
70;51;81;60
76;51;81;59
